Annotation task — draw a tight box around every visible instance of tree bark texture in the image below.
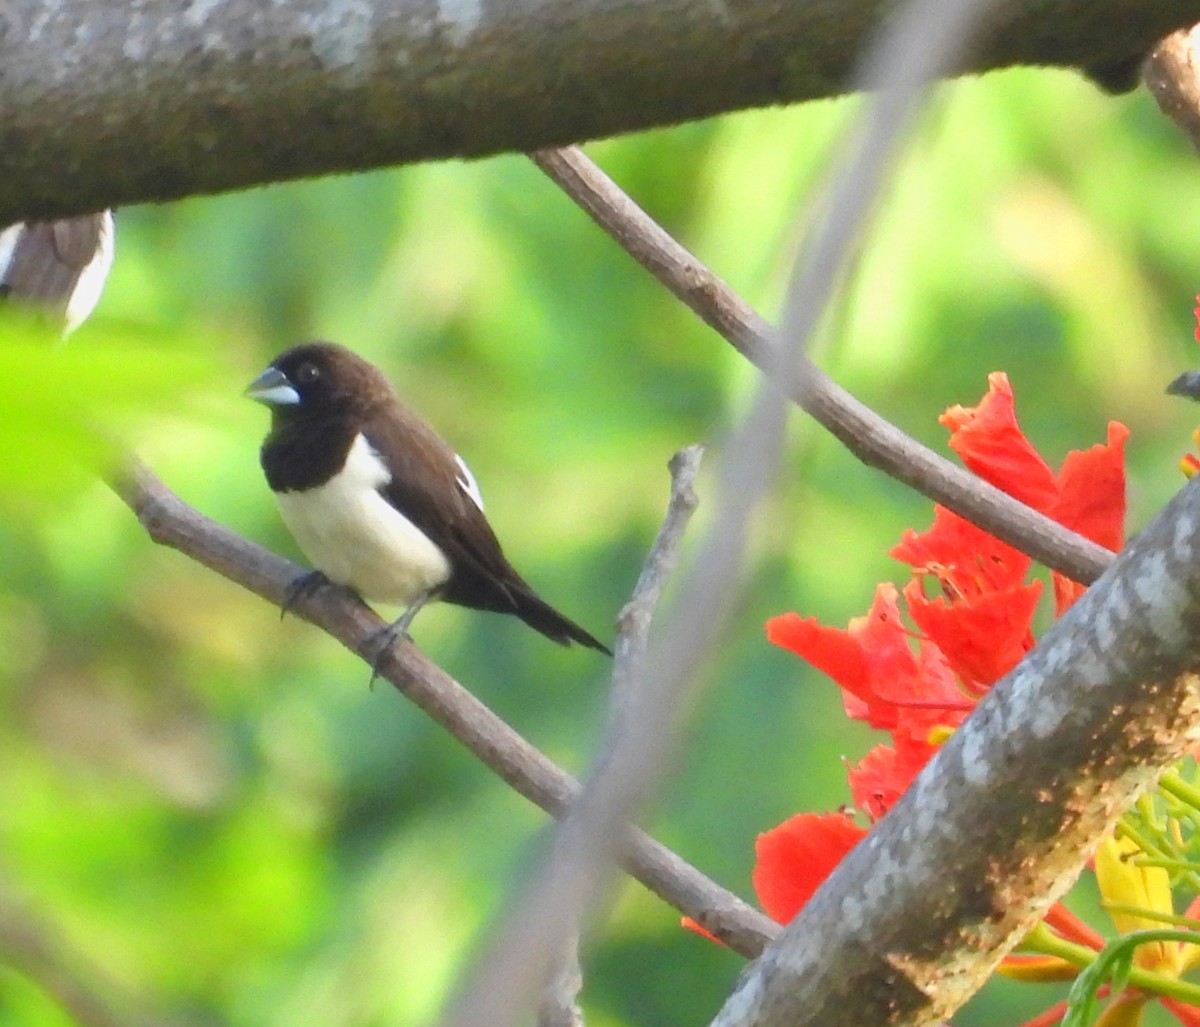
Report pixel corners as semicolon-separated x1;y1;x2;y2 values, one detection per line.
709;475;1200;1027
2;0;1200;222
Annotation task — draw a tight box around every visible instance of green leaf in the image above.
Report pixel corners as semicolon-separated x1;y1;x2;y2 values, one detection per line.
0;319;233;511
1062;930;1200;1027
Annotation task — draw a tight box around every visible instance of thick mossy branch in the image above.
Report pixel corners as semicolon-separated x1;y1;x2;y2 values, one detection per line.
1;0;1199;220
709;477;1200;1027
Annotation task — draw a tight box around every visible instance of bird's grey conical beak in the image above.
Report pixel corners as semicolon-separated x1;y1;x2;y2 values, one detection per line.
1167;370;1200;401
246;366;301;406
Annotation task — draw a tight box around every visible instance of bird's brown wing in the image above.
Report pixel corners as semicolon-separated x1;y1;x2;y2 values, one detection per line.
2;216;105;309
362;407;526;614
363;400;610;651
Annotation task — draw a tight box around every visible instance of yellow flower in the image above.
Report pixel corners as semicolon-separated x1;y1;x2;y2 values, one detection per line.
1095;833;1183;977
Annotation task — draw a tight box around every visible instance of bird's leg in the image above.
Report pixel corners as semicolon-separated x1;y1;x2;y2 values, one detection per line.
281;570;331;620
367;591;433;685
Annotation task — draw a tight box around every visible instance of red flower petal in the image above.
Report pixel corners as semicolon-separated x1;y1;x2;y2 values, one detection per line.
885;640;976;743
769;586;922;733
1052;421;1127;552
852;585;924;729
940;372;1058;510
891;506;1032;595
847;739;937;820
847;745;903;820
1163;996;1200;1027
1050;421;1128;615
766;612;868;698
1052;575;1087;619
1015;999;1070;1027
904;576;1040;690
752;812;867;924
681;917;724;946
1043;902;1106;951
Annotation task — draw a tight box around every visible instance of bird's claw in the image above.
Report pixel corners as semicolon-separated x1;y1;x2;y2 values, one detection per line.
281;570;330;620
363;597;429;687
366;622;411;688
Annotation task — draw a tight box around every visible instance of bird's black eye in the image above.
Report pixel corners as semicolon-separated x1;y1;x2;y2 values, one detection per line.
296;362;321;385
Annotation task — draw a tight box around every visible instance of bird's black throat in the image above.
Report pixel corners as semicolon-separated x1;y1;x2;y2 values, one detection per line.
261;411;359;493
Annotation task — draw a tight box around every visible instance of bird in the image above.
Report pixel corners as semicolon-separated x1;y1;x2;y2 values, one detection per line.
246;342;611;669
1168;370;1200;400
0;211;114;337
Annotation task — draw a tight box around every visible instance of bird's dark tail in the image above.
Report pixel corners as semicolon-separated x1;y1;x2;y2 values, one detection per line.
516;591;611;656
442;561;611;655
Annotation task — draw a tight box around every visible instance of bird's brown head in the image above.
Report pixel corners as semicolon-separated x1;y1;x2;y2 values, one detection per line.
246;342;393;423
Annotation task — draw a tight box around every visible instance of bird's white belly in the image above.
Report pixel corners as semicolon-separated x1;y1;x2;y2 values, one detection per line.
275;435;451;606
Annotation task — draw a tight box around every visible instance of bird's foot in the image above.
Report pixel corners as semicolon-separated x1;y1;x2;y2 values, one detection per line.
365;620;411;687
281;570;331;620
364;595;430;687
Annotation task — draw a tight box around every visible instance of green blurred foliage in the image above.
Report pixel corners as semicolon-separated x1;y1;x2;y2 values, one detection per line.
2;65;1199;1026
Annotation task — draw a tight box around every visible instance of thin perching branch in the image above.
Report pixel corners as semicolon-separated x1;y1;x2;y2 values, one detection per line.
612;444;706;692
525;446;705;1027
534;447;703;1027
556;445;703;1027
111;458;778;959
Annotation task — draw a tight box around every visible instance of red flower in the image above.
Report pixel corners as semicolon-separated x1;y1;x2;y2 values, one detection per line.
767;584;970;745
892;507;1041;690
847;738;937;820
687;371;1136;1022
749;373;1129;934
1048;421;1128;613
941;372;1126;614
752;812;867;924
1051;421;1128;553
940;372;1060;511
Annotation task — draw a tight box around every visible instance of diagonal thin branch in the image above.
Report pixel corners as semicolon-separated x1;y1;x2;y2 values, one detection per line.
0;884;199;1027
612;444;706;691
110;458;778;959
529;150;1113;588
440;444;719;1027
536;445;703;1027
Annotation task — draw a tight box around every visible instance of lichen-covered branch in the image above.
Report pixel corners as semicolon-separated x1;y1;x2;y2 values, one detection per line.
708;477;1200;1027
2;0;1199;221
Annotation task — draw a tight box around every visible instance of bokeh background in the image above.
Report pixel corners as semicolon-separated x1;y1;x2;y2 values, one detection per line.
2;64;1200;1026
